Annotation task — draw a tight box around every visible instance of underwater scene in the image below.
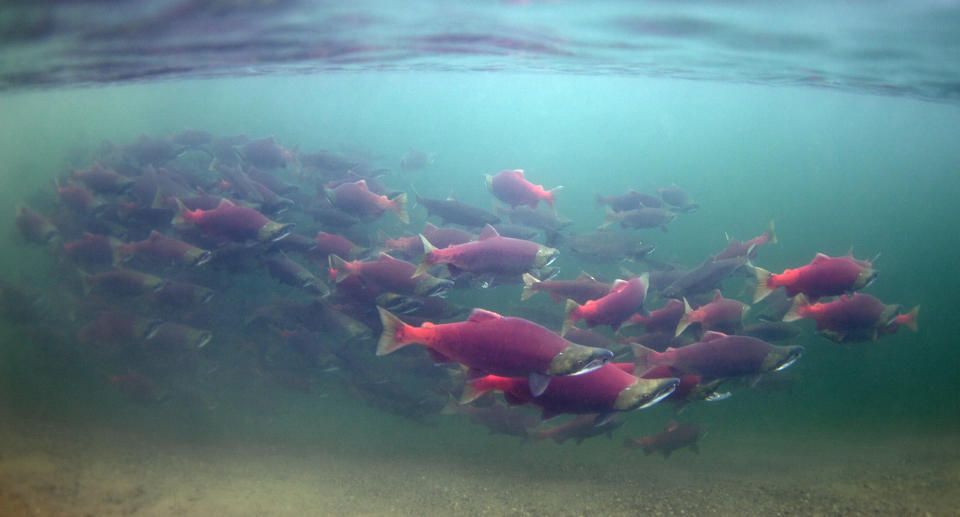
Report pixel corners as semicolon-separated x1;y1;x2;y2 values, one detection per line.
1;1;959;516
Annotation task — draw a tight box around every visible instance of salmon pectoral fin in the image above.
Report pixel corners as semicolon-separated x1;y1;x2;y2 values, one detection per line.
528;372;551;397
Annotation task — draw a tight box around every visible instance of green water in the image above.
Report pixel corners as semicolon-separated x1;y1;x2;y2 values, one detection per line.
0;72;957;474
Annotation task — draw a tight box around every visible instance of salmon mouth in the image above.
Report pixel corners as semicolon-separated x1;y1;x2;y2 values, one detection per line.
638;378;680;409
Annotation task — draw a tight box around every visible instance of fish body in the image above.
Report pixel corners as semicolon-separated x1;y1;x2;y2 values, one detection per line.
15;206;59;244
675;290;749;336
119;230;211;267
485;169;560;211
657;184;699;212
327;180;408;223
564;275;648;333
662;256;749;299
522;272;611;304
784;293;916;342
82;268;166;296
266;254;328;295
416;195;500;227
595;190;662;212
712;221;776;261
465;363;678;419
568;231;655;263
64;233;122;268
605;207;675;230
72;164;133;193
175;198;293;243
634;332;803;381
416;225;557;277
753;252;876;303
534;414;625;444
331;253;452;298
624;421;702;457
378;307;614;392
314;232;364;259
628;299;684;334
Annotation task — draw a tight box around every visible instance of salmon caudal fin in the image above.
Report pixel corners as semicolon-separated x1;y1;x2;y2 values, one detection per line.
171;198;190;226
561;299;580;336
459;379;494;405
376;307;412;356
782;294;810;323
631;343;656;375
483;174;494;193
899;306;920;331
328;254;351;283
545;186;562;214
389;193;409;224
412;235;437;278
674;298;695;337
752;266;774;303
521;273;540;301
765;220;777;245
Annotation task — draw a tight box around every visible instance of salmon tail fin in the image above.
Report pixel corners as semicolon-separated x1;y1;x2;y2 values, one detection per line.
376;307;411;356
521;273;540;301
561;299;580;336
545;186;562;214
413;235;437;278
390;193;409;224
765;220;777;244
752;266;774;303
459;380;492;405
782;293;810;323
328;254;351;283
483;174;493;193
675;298;694;337
631;343;656;375
172;198;189;226
899;306;919;331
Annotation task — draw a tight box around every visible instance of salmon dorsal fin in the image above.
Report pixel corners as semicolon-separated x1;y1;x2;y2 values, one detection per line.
423;222;438;232
576;271;596;282
446;193;457;201
712;290;723;303
148;230;164;241
701;331;728;342
216;198;235;209
468;308;502;323
514;169;525;178
355;179;369;190
376;252;395;261
478;225;500;240
666;420;679;432
611;278;629;290
811;253;831;264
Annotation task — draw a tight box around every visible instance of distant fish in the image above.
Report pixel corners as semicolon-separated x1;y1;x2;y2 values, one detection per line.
564;275;649;334
675;290;749;337
623;421;703;457
712;221;776;262
657;184;699;213
784;293;917;343
753;252;877;303
415;224;557;279
485;169;561;212
326;180;408;224
634;332;803;382
399;149;436;173
521;272;611;304
416;195;500;228
534;413;625;445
